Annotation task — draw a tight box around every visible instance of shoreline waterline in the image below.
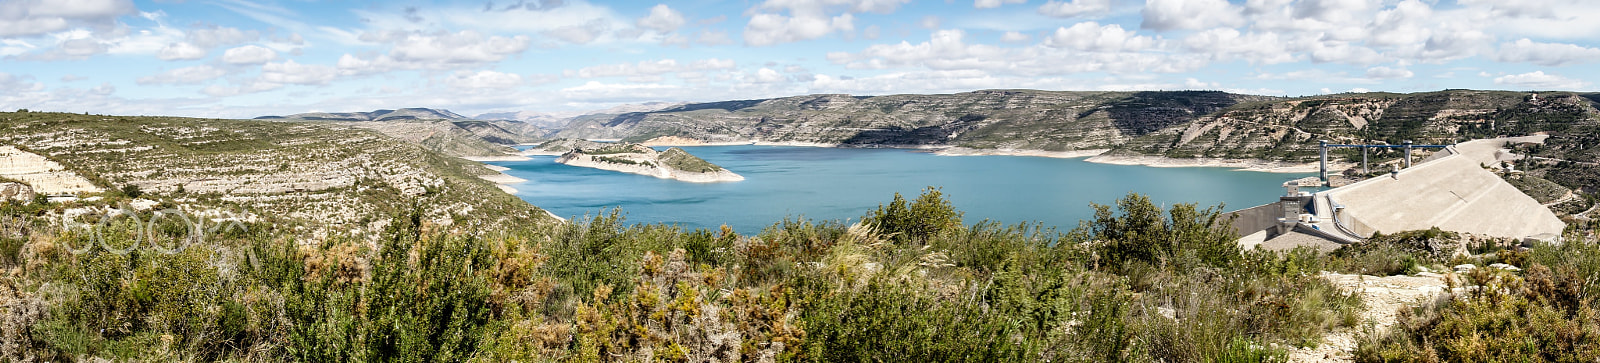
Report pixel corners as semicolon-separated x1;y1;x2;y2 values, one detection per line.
485;144;1312;233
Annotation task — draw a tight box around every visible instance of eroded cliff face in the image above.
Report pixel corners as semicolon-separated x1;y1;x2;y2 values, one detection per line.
1115;90;1599;161
0;145;103;195
555;90;1274;152
556;90;1600;162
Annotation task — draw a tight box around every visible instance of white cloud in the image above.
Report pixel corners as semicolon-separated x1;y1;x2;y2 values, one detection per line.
1140;0;1242;31
754;67;787;83
136;65;227;85
0;0;135;37
359;30;532;66
567;58;737;79
1495;39;1600;66
1253;69;1377;84
351;1;629;46
696;29;733;45
221;44;277;64
1492;71;1588;90
201;82;281;97
259;60;337;85
1182;28;1296;64
743;12;856;46
445;70;524;89
1043;22;1155;52
1037;0;1111;18
742;0;912;46
975;0;1026;9
0;39;36;57
185;25;259;48
1291;0;1374;24
1308;42;1387;65
543;19;611;44
636;4;686;33
560;81;684;103
0;73;45;93
573;59;681;78
88;82;115;96
831;28;1203;76
155;42;204;60
1000;31;1030;43
1364;66;1413;79
335;54;404;75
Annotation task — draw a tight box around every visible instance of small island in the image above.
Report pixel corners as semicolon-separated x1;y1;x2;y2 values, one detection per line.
536;139;744;183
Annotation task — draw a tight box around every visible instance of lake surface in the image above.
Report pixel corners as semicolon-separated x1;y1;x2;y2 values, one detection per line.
489;145;1309;234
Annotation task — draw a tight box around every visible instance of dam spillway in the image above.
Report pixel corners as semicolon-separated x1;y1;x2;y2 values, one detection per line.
1236;141;1567;249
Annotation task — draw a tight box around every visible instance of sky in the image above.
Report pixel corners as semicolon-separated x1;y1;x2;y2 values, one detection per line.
2;0;1599;119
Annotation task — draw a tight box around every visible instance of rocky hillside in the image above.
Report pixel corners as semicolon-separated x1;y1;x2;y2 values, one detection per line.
554;89;1600;164
1114;90;1600;161
256;107;468;121
257;108;548;158
336;120;532;158
557;90;1273;151
476;101;684;128
549;140;743;182
0;111;553;232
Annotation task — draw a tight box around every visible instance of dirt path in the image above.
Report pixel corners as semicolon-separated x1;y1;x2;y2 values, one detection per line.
1285;272;1452;362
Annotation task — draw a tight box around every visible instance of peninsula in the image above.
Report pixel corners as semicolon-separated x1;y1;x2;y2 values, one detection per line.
537;139;744;182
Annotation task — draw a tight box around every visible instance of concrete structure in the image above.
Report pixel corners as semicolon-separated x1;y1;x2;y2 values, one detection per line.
1234;141;1566;249
1318;147;1564;241
1318;140;1448;182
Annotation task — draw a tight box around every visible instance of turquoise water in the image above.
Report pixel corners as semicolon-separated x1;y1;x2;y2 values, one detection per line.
489;145;1309;234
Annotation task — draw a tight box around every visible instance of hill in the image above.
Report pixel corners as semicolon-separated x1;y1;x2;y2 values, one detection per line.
556;90;1276;151
554;90;1599;162
255;107;468;122
257;108;548;158
0;111;553;231
545;140;744;182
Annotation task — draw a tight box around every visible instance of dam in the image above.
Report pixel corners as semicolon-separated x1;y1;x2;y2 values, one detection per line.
1234;139;1566;250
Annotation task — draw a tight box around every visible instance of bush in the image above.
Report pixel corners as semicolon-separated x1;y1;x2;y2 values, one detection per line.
1086;193;1239;271
120;184;142;198
863;186;963;244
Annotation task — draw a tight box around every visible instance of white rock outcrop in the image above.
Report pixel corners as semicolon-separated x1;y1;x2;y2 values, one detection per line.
0;182;34;202
554;144;743;183
0;145;103;195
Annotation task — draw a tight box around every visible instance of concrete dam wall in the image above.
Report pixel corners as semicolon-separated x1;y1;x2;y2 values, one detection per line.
1322;150;1565;240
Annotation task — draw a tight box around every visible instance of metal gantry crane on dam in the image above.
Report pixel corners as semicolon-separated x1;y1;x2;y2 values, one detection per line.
1319;140;1449;183
1233;138;1567;251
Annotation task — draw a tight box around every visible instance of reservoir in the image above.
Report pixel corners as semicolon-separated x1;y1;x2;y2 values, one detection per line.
488;145;1310;234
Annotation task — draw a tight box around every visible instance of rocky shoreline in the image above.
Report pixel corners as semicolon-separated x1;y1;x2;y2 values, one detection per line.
931;147;1110;159
556;152;745;182
475;164;527;193
461;154;531;162
529;137;1329;174
1082;154;1329;173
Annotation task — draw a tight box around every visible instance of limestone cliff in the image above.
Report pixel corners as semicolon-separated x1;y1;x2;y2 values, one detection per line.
0;145;103;195
555;90;1275;151
552;89;1600;164
553;143;743;183
525;138;610;156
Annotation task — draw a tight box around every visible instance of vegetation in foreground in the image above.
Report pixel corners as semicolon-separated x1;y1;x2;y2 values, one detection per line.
0;188;1596;362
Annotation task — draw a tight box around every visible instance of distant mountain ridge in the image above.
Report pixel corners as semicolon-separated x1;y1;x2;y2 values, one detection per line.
254;107;546;158
551;89;1600;163
473;101;687;128
256;107;468;121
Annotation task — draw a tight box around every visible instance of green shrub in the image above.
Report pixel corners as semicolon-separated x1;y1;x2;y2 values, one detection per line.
863;186;963;244
1086;193;1239;271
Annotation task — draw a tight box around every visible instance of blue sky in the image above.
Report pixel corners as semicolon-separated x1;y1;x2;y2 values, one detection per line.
2;0;1598;119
